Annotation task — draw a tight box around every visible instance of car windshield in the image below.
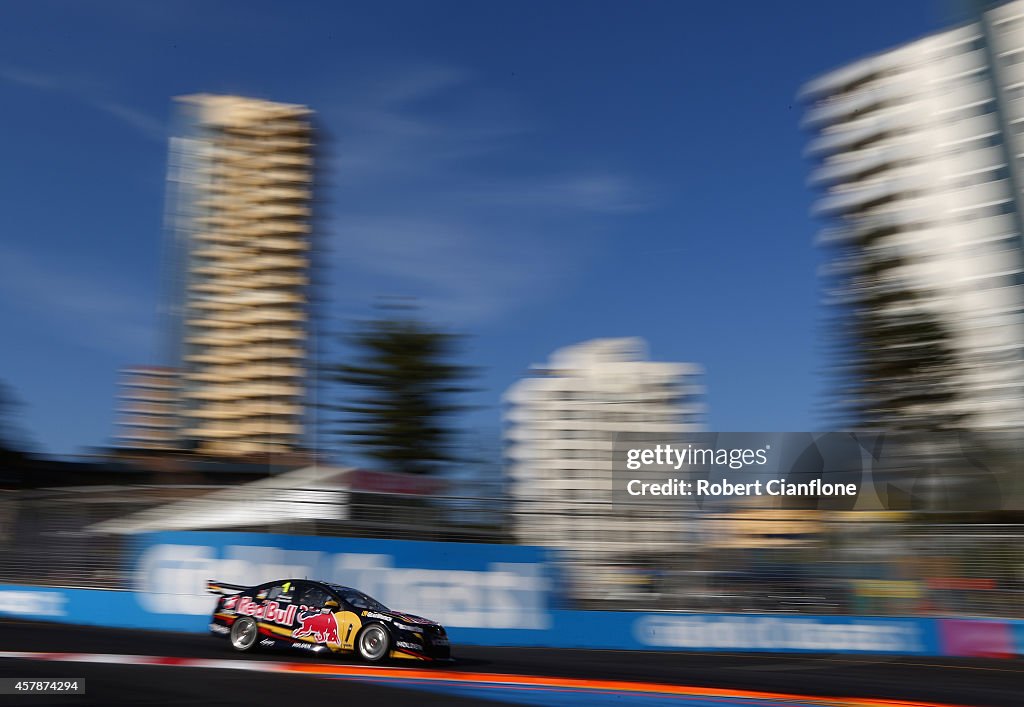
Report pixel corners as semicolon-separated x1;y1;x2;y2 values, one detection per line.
327;584;389;612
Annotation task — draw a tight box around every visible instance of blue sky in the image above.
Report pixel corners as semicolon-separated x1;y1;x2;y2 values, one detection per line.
0;1;952;457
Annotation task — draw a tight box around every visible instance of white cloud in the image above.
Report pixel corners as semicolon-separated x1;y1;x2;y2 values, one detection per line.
366;64;474;107
0;62;165;140
324;67;528;184
0;245;157;357
0;63;57;90
318;63;655;324
91;98;166;140
333;215;570;324
461;173;655;214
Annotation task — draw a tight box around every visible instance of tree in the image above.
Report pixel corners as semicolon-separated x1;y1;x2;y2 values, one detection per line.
0;381;30;459
323;306;475;475
821;239;986;511
822;243;968;432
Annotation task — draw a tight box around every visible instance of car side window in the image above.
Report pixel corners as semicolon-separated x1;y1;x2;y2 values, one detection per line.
266;581;296;603
344;592;370;610
297;585;332;610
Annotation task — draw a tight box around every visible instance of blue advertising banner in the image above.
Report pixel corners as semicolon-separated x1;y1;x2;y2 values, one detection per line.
3;583;1018;657
626;612;939;654
449;611;938;654
0;584;209;632
131;531;555;631
1;532;1015;657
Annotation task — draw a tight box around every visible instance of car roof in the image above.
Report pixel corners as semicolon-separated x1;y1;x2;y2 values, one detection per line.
257;579;359;595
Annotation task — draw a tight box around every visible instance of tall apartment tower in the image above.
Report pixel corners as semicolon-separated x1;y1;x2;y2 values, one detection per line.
168;94;314;457
503;338;705;600
113;366;181;451
802;1;1024;430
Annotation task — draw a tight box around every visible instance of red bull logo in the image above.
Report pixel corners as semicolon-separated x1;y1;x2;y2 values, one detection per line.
236;597;297;627
291;608;340;644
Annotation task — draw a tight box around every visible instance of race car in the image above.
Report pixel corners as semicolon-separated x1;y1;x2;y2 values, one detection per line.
207;578;451;663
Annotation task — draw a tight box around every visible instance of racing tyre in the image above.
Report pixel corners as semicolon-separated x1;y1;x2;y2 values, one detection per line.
229;617;259;652
356;624;390;663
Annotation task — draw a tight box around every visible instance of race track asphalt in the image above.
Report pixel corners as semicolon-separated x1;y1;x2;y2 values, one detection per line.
0;619;1020;706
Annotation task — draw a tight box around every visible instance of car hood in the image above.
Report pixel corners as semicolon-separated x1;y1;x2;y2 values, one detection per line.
388;611;441;627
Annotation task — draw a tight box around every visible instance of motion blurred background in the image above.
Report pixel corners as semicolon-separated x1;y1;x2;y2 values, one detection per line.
2;0;1024;636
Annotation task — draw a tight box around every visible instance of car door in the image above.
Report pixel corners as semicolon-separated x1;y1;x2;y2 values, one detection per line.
332;589;363;651
258;580;300;636
293;583;360;652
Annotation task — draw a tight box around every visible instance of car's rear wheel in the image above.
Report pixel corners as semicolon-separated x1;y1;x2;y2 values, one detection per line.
230;617;258;652
356;624;390;662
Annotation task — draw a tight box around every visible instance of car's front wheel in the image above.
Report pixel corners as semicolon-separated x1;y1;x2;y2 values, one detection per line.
356;624;390;662
229;617;258;652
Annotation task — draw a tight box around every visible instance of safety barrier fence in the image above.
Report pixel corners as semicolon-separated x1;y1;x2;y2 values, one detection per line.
1;586;1023;657
1;529;1023;657
2;486;1023;618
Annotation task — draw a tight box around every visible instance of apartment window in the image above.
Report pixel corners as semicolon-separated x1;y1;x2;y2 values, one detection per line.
952;132;1002;153
947;100;997;123
996;199;1016;215
938;36;981;57
953;165;1011;189
1001;50;1024;68
838;71;881;96
997;16;1024;35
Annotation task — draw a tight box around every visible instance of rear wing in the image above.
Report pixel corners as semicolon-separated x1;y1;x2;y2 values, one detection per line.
207;579;248;595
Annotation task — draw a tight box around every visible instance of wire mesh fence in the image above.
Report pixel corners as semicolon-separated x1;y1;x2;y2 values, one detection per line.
0;485;1021;618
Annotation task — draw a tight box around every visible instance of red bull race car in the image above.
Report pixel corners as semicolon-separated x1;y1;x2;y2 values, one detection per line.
207;579;451;663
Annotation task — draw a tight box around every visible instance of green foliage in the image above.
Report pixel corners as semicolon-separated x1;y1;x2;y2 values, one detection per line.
824;247;967;432
0;380;29;456
323;308;475;475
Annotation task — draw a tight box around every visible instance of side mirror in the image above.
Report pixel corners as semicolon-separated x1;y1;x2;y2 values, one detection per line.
324;600;339;609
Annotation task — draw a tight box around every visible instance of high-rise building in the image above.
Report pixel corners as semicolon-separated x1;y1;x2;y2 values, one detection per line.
802;1;1024;430
167;94;315;457
503;338;705;598
113;366;181;452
